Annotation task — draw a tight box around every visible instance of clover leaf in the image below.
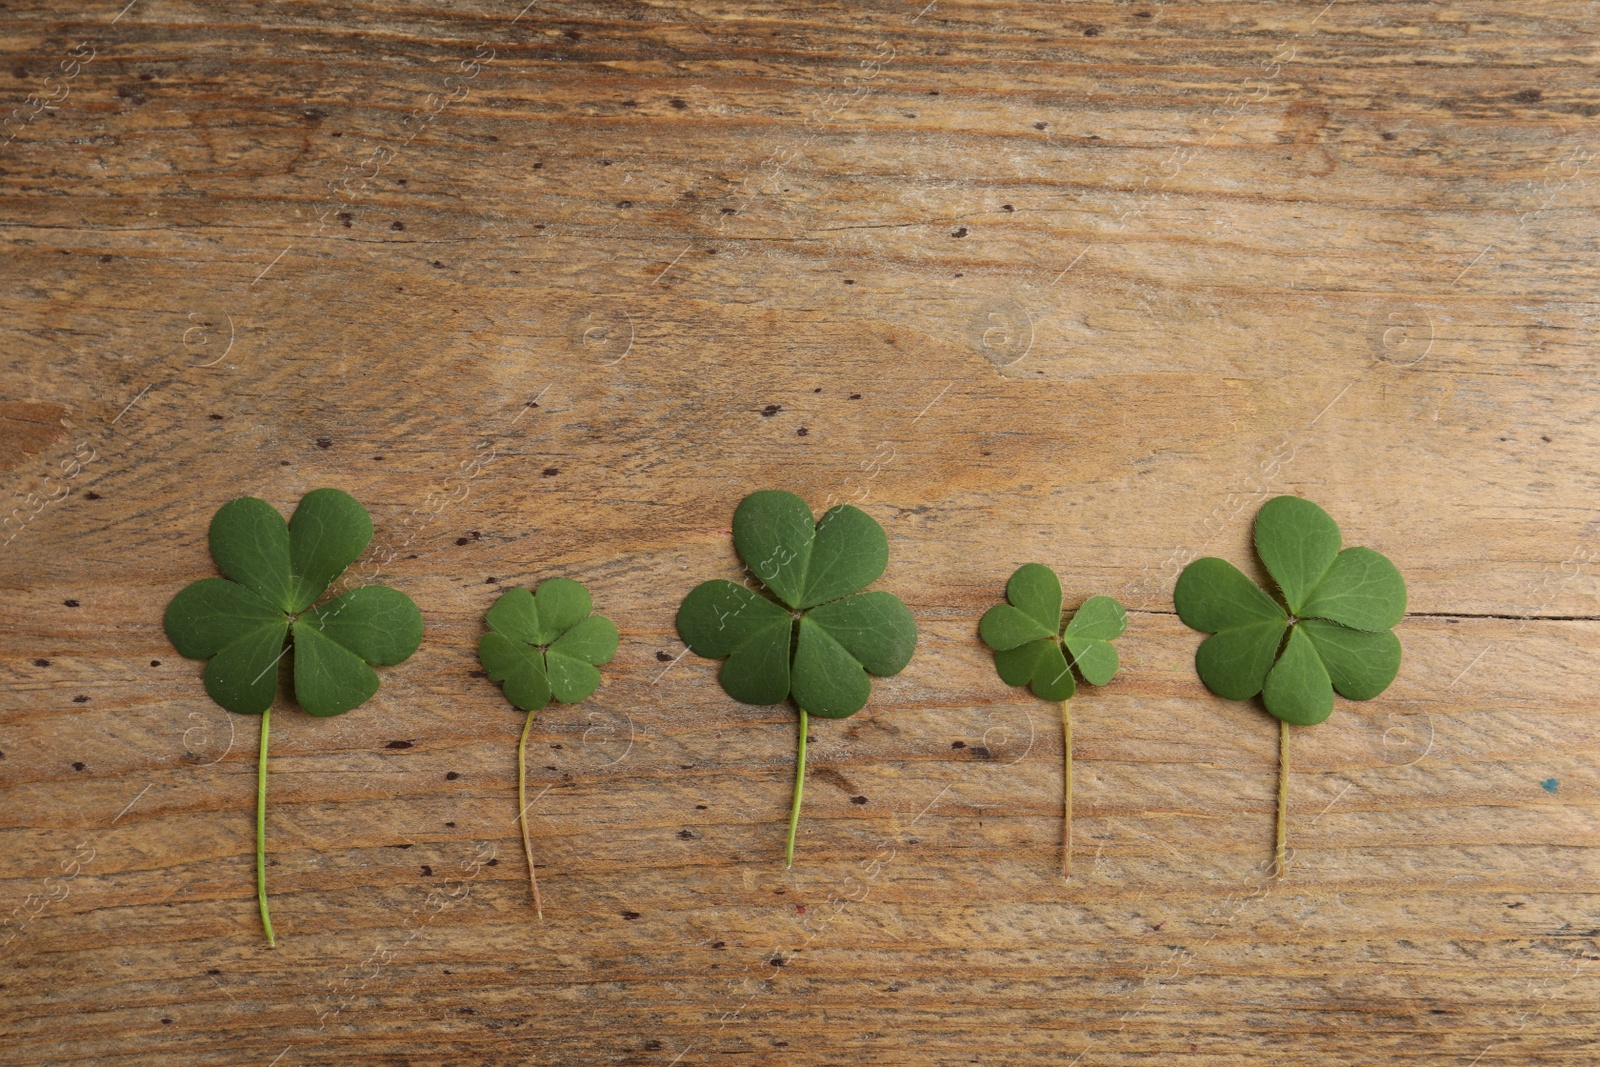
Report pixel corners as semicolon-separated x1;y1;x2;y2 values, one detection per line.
676;490;917;866
163;489;423;945
479;578;618;918
1174;495;1406;875
980;563;1126;877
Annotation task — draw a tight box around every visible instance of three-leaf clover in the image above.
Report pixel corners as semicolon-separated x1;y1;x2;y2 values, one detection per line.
980;564;1126;877
676;490;917;866
1174;495;1406;875
479;578;619;918
164;489;423;945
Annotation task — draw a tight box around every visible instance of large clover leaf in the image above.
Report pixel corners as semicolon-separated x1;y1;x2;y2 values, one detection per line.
479;578;618;919
979;563;1126;877
676;489;917;865
163;489;423;945
1173;495;1405;726
1173;495;1405;877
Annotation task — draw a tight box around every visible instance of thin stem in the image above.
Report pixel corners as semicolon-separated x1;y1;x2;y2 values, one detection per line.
1061;699;1073;880
519;708;544;919
257;706;276;947
785;709;809;868
1275;718;1290;879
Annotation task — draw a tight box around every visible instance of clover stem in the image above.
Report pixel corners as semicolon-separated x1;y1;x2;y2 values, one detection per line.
518;708;544;920
257;705;276;948
1061;699;1073;880
1275;719;1290;880
785;709;809;868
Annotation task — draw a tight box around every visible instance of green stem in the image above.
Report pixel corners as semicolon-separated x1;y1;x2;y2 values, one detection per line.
257;705;276;947
785;709;809;868
1061;699;1072;880
1275;718;1290;880
519;708;544;919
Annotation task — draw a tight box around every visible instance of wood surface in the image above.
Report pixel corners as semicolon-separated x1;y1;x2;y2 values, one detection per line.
3;1;1599;1064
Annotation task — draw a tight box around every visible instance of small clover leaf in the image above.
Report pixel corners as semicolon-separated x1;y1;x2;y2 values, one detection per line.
980;563;1126;876
676;490;917;866
479;578;618;918
1174;495;1406;875
163;489;422;945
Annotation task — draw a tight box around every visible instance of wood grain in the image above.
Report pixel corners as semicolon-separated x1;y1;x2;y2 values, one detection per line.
3;1;1598;1064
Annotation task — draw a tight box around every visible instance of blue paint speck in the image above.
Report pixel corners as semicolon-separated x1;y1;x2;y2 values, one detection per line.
1541;778;1559;794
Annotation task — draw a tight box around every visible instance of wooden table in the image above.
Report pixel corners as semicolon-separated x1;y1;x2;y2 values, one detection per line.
4;2;1597;1063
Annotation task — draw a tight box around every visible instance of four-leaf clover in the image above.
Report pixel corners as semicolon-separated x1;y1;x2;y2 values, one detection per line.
676;490;917;865
1174;495;1406;875
164;488;422;944
981;563;1126;876
479;578;619;917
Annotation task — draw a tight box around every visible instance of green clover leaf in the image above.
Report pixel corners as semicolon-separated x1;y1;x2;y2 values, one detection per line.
1173;496;1405;726
1173;495;1406;876
479;578;619;919
163;489;423;945
676;489;917;866
979;563;1126;876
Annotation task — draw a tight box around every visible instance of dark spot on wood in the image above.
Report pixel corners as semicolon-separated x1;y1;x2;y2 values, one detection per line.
337;212;353;227
761;404;781;417
469;669;487;678
99;254;113;263
207;968;220;975
617;200;632;208
458;1006;478;1014
315;437;331;449
970;745;992;759
280;460;291;466
669;98;688;109
73;695;89;703
712;941;725;948
32;658;49;667
621;100;638;108
796;427;808;436
951;227;968;237
445;771;460;780
849;393;861;399
386;740;414;749
769;957;785;967
656;651;673;661
564;28;582;40
1380;131;1397;141
850;795;868;805
390;220;404;231
843;278;855;284
677;829;695;839
1084;25;1102;36
1034;122;1047;130
1507;901;1526;908
150;660;160;667
394;843;413;849
12;66;27;78
644;1039;664;1051
695;804;708;809
1542;435;1551;442
455;537;471;545
621;910;641;919
445;821;456;828
542;467;559;476
532;161;543;169
1002;204;1014;212
951;740;966;748
208;413;223;420
720;207;737;215
115;86;148;104
396;177;407;185
421;865;433;876
64;599;79;607
73;762;85;771
1512;88;1543;103
160;1018;172;1024
1134;9;1152;16
430;260;446;268
302;108;326;121
486;858;498;865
